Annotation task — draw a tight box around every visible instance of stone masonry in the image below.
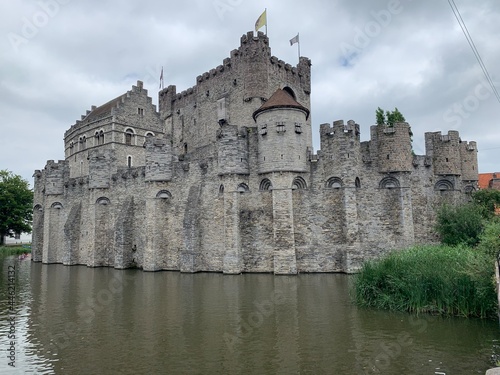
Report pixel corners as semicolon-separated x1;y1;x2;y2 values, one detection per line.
32;31;479;274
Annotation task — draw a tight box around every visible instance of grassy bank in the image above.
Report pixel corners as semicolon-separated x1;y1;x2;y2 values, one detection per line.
0;245;31;256
352;245;497;319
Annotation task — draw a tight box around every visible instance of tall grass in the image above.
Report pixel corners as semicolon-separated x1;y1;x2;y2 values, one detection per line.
0;245;31;256
352;245;497;319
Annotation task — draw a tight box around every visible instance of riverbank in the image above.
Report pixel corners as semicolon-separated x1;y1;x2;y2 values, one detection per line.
0;244;31;256
352;244;497;319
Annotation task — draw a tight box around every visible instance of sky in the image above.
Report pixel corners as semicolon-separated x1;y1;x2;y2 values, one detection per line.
1;0;499;186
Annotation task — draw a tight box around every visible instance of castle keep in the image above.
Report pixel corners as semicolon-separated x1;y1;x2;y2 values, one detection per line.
32;32;478;274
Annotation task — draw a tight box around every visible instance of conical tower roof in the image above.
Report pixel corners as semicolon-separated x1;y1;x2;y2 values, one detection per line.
252;89;310;121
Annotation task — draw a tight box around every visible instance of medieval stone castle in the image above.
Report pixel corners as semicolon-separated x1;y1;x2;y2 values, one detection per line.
32;31;478;274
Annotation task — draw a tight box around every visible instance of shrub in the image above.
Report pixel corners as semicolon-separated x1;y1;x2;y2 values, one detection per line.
435;203;485;247
476;218;500;259
471;189;500;218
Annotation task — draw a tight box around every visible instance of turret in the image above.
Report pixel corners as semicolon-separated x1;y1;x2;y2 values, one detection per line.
145;135;173;181
217;124;249;176
88;149;115;189
373;123;413;173
425;131;461;176
254;89;310;174
44;160;66;195
319;120;361;179
459;140;478;182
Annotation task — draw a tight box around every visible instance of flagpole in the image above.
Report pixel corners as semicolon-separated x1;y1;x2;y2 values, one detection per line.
297;32;300;60
265;8;267;35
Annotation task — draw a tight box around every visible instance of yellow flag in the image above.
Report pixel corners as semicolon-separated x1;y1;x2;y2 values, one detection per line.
255;9;267;32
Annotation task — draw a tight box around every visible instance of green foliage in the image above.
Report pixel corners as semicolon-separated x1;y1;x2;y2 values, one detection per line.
435;203;485;247
352;245;497;319
0;245;31;256
0;170;33;245
476;218;500;258
375;107;406;126
471;189;500;218
375;107;385;125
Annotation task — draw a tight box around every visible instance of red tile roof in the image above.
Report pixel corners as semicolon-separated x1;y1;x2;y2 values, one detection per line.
478;172;500;189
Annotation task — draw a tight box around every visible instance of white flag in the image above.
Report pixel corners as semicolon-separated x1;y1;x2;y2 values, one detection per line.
290;34;299;46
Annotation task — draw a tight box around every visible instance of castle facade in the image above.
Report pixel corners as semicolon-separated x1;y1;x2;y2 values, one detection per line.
32;32;478;274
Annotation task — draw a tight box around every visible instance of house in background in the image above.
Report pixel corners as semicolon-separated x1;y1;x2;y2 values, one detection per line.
2;233;32;245
478;172;500;190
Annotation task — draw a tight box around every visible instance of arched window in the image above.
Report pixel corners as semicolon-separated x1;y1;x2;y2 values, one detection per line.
96;197;110;205
145;132;155;138
95;131;100;146
464;185;476;193
99;130;104;145
292;176;307;190
434;179;454;191
355;177;361;188
69;142;74;155
326;177;343;189
125;129;135;145
237;183;249;193
219;184;224;195
33;204;43;212
127;156;132;168
379;176;400;189
51;202;63;209
156;190;172;199
259;178;273;191
82;136;87;150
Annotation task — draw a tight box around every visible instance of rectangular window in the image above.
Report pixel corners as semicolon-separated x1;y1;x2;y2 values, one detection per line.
276;122;285;133
295;122;302;134
138;108;144;115
260;124;267;136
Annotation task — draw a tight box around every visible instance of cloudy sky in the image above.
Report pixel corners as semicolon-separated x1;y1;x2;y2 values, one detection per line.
1;0;499;185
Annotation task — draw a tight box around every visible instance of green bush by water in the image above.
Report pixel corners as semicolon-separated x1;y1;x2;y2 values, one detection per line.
353;245;497;319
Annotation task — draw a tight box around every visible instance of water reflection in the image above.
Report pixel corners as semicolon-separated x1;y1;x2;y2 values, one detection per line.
0;258;498;374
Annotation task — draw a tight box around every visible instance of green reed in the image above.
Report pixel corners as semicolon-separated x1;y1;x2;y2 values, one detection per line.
352;245;497;319
0;245;31;256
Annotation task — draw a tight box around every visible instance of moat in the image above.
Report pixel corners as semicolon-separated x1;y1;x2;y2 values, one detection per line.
1;255;499;374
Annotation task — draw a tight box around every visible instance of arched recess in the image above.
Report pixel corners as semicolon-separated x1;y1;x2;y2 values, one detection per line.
219;184;224;195
156;190;172;199
283;86;296;100
259;178;273;191
51;202;64;209
464;185;476;193
96;197;111;205
326;177;343;189
434;179;454;191
292;176;307;190
33;204;43;211
379;176;400;189
237;183;249;193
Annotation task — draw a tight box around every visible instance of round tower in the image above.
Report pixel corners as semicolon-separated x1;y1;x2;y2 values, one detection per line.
376;122;413;173
254;89;310;174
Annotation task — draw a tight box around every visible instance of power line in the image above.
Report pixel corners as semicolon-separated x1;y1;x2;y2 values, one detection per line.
447;0;500;104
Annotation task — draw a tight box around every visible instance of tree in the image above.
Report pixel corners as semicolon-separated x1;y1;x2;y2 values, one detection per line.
375;107;406;126
0;170;33;245
376;107;385;125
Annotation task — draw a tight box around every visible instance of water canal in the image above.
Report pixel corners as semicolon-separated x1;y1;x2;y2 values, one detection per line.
1;255;499;374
